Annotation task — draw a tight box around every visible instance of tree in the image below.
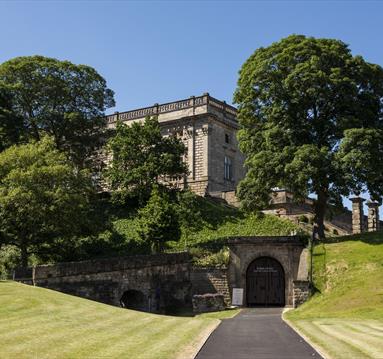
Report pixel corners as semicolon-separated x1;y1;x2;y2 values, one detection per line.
105;117;188;205
0;137;94;266
0;87;24;152
0;56;115;167
137;186;181;253
175;190;203;249
234;35;383;238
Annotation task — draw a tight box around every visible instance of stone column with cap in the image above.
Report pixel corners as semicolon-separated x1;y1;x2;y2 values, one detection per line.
366;201;380;232
350;197;365;234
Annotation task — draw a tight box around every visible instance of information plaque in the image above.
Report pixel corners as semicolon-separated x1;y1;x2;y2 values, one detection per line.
232;288;244;306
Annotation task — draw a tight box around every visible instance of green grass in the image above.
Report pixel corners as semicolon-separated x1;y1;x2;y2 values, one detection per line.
285;231;383;358
113;197;298;265
0;281;239;359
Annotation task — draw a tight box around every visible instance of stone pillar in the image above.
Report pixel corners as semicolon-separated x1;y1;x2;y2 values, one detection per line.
367;201;380;232
350;197;365;234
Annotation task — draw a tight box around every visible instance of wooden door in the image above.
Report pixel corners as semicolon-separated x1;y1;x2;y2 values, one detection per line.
246;257;285;306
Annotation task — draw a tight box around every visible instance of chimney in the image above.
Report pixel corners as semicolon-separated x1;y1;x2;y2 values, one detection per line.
366;200;380;232
350;197;365;234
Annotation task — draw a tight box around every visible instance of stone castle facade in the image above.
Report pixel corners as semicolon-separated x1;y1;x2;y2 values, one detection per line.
106;93;245;196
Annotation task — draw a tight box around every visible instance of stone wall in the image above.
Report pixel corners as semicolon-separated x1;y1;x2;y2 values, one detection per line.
293;280;310;308
14;253;191;313
192;294;225;313
190;267;231;305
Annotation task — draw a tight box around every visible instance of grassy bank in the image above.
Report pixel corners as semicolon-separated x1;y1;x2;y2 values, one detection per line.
114;197;298;266
0;281;238;359
285;231;383;358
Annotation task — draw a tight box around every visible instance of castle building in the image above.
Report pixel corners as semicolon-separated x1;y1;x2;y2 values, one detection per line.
106;93;245;196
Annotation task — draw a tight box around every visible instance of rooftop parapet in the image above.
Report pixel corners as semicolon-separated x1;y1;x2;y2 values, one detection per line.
106;93;238;126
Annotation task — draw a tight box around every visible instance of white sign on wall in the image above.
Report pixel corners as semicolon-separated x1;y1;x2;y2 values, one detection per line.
232;288;244;306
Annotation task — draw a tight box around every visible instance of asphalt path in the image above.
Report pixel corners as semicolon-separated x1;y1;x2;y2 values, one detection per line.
195;308;323;359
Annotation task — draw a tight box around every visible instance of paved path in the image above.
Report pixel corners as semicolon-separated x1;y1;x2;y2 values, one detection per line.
196;308;323;359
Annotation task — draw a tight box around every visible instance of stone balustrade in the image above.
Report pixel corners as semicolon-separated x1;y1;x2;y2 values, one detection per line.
106;93;237;125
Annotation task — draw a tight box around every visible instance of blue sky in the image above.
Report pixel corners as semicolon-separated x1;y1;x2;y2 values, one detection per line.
1;0;382;215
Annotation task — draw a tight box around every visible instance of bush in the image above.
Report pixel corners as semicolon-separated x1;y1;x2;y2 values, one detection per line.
0;245;20;279
192;247;229;267
298;215;309;223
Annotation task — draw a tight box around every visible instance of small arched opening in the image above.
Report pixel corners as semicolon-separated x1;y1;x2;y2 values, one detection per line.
246;256;285;306
120;290;146;311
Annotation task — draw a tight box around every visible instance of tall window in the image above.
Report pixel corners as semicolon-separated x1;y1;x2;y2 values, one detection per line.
224;156;233;181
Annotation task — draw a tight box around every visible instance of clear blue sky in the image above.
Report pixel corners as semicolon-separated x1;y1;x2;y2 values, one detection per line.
1;0;382;215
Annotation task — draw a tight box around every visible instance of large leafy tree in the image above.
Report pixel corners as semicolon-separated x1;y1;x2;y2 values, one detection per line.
0;137;94;266
105;117;188;205
0;56;115;167
234;35;383;238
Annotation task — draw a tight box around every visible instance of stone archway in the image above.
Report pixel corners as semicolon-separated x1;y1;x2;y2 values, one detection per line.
120;289;146;311
246;256;285;306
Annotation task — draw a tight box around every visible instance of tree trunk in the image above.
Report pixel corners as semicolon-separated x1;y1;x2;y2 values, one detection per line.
314;190;328;240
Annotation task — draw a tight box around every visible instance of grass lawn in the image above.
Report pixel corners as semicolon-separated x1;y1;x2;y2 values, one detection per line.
0;281;239;359
285;231;383;359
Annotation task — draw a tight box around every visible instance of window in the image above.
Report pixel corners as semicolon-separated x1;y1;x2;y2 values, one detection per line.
224;156;233;181
225;133;230;144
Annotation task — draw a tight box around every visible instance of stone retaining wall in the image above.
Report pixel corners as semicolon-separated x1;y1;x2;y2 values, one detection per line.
190;267;231;305
192;293;225;313
293;280;310;308
14;253;192;313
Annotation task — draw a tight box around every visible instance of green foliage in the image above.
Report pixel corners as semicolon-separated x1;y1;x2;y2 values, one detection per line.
191;247;230;267
137;186;181;253
170;197;299;265
0;137;94;266
336;128;383;201
105;117;187;205
103;196;298;266
0;55;115;167
176;190;203;231
0;245;19;279
298;215;309;223
0;87;24;151
234;35;383;238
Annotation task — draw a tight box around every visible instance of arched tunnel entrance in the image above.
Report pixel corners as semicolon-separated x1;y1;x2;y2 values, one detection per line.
246;256;285;306
120;290;146;311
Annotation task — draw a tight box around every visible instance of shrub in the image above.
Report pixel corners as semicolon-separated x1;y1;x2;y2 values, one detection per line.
298;215;309;223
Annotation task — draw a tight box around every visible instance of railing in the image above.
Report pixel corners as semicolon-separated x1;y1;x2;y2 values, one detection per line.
106;93;237;124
